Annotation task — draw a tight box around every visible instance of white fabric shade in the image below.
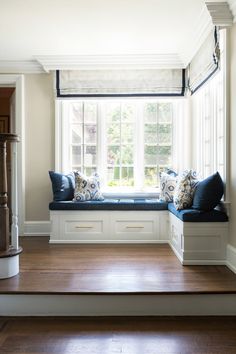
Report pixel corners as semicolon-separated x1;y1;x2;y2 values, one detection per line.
56;68;185;97
188;27;220;94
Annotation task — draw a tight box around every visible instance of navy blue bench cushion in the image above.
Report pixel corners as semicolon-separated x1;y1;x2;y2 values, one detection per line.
168;203;228;222
49;199;169;211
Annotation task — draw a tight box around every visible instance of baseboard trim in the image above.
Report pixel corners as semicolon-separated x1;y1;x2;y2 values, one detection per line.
1;294;236;316
49;240;169;244
182;260;226;265
226;244;236;274
24;221;51;236
169;242;183;264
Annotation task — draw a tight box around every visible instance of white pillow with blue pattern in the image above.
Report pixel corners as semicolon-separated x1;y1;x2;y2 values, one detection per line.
173;170;199;210
73;172;104;202
160;172;178;202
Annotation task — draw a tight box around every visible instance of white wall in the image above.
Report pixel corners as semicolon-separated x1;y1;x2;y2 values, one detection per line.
25;74;54;221
229;23;236;248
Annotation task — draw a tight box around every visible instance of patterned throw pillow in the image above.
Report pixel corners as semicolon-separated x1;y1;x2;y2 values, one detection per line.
160;172;178;202
73;172;104;202
173;170;199;210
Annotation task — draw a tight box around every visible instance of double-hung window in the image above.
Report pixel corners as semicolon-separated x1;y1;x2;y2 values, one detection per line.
57;99;184;194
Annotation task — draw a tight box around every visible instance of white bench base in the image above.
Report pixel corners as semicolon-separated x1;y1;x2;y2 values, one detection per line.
50;209;228;265
50;210;169;243
169;213;228;265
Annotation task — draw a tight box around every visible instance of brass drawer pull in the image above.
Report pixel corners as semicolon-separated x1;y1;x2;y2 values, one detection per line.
75;226;93;229
126;226;144;229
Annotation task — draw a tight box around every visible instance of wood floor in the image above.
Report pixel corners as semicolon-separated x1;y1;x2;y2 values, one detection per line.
0;236;236;294
1;317;236;354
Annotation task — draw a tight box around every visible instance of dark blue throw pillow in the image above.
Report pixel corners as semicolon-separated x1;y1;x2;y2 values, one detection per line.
192;172;224;211
49;171;75;201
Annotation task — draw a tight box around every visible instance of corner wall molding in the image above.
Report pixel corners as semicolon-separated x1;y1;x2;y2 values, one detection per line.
228;0;236;22
0;60;45;74
226;244;236;273
206;1;233;26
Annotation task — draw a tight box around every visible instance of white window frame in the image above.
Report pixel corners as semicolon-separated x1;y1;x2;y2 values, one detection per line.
55;98;187;198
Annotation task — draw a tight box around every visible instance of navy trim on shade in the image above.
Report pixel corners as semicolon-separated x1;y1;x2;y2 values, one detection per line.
56;70;60;97
190;26;220;95
56;69;186;98
190;65;219;95
181;69;186;96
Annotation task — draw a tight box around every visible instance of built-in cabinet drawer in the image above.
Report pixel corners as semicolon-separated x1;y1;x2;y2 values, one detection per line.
50;210;170;243
115;220;153;234
111;211;160;241
58;212;109;241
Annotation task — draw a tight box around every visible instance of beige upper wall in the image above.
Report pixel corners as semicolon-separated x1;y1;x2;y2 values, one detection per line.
25;73;54;221
229;23;236;248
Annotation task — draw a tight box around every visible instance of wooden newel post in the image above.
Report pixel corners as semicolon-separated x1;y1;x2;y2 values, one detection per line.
0;133;22;278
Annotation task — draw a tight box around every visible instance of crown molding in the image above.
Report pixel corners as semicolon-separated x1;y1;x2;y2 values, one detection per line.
206;1;233;26
179;5;213;67
35;54;185;71
0;60;45;74
227;0;236;22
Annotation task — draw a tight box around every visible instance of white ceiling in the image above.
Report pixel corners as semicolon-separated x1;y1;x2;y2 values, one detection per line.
0;0;234;72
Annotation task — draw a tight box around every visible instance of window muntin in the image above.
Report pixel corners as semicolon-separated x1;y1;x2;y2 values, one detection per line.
59;99;177;193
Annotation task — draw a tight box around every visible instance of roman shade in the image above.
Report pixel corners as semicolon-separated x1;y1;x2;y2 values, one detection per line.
56;69;186;97
188;27;220;94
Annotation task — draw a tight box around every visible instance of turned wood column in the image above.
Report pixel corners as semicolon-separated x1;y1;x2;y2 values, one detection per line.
0;133;22;257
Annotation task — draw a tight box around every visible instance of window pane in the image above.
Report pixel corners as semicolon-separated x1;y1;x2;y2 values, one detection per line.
144;167;158;187
107;146;120;165
121;145;134;165
72;166;82;172
144;103;157;123
121;167;134;186
122;103;135;122
107;167;120;186
84;102;97;123
144;124;157;144
84;145;97;166
72;125;82;144
158;124;172;144
71;103;83;123
107;123;120;144
121;123;134;143
72;145;82;165
106;103;121;122
145;145;157;165
85;167;97;176
158;103;172;123
84;124;97;144
157;146;172;165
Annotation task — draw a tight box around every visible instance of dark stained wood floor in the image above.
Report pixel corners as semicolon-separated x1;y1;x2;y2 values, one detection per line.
0;236;236;294
1;317;236;354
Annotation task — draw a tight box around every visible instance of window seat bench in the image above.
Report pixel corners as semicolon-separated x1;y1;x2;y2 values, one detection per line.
49;199;228;265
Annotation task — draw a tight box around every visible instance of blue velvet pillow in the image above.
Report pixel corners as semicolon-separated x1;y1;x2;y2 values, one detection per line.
49;171;75;201
192;172;224;211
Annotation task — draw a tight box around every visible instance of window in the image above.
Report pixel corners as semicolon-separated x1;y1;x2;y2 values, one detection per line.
57;99;183;194
191;29;226;181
